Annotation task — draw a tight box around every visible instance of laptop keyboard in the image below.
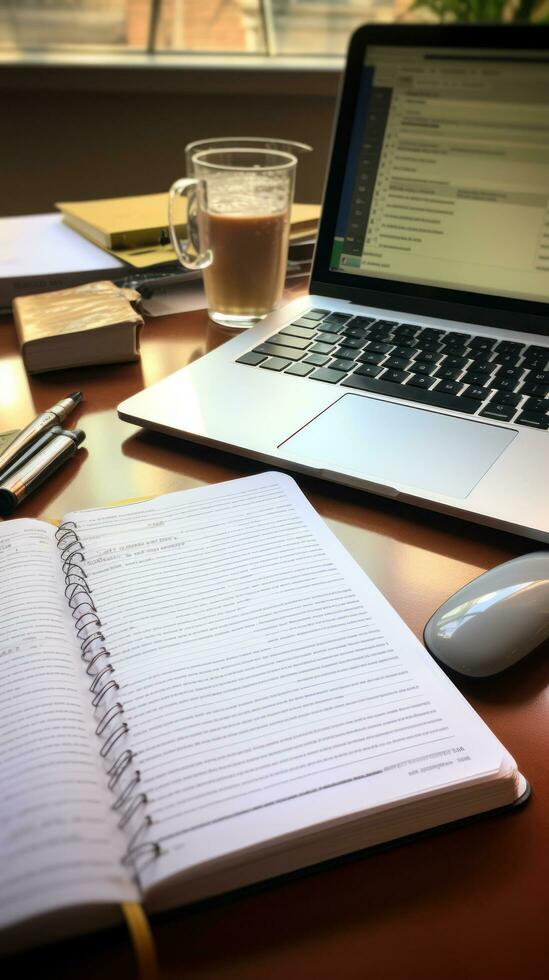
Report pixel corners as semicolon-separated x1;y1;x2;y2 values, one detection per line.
236;309;549;429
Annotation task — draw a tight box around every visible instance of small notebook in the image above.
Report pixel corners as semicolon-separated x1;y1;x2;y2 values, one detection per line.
56;193;175;252
12;280;143;374
0;472;527;954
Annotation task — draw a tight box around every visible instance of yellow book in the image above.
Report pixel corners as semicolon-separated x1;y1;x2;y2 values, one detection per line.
56;192;175;251
56;194;320;268
289;202;321;236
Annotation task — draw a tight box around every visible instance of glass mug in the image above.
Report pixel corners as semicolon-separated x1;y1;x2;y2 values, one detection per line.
185;136;312;178
169;147;298;330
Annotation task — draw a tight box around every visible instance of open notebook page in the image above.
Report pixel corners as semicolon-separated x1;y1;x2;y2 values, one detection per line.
63;473;516;898
0;520;138;933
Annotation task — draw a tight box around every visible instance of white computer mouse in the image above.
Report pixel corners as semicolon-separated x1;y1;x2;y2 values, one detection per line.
423;551;549;677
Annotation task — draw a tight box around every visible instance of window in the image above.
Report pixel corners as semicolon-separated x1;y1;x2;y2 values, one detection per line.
0;1;405;59
1;2;543;60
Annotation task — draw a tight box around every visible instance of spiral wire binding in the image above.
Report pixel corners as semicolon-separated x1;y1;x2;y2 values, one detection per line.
55;521;160;870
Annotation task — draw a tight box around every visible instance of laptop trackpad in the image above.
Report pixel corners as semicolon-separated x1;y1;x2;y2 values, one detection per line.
282;394;516;498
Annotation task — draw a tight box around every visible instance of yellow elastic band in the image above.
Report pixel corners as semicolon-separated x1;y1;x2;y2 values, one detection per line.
122;903;160;980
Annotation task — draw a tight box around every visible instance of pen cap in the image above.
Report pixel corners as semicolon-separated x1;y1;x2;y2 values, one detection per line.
51;392;83;422
0;425;63;485
66;428;86;447
0;427;86;516
0;488;17;517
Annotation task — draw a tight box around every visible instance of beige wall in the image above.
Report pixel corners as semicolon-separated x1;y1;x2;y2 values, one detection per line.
1;64;340;216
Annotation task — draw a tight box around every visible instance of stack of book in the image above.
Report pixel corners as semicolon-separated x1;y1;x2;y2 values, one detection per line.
287;203;319;279
57;193;320;282
0;194;319;317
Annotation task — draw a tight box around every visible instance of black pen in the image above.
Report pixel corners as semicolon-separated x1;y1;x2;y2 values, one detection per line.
0;429;86;517
0;392;83;480
0;425;63;483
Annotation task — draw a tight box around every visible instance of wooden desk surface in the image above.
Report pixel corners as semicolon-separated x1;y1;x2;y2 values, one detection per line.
1;299;548;980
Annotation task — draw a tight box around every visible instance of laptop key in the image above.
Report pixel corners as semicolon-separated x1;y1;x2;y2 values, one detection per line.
269;332;311;350
490;391;522;406
521;382;549;397
460;385;487;401
381;369;409;384
515;412;549;430
310;342;335;355
303;353;330;367
416;327;446;341
415;340;442;353
493;378;522;393
364;341;392;354
439;355;469;369
301;310;329;320
279;324;317;340
491;351;522;367
355;363;383;378
253;343;304;362
335;336;363;350
352;316;377;327
413;351;440;364
384;356;410;371
259;357;291;371
367;329;394;342
316;331;341;344
392;344;417;358
323;313;351;324
290;317;325;328
435;366;463;381
522;397;548;414
407;375;435;390
285;362;315;377
357;351;386;366
434;380;462;395
331;358;356;373
441;338;470;352
236;352;267;366
336;343;360;356
468;337;495;352
525;370;549;385
315;321;345;335
522;352;548;365
492;348;522;367
468;359;494;373
495;340;524;354
462;372;494;386
310;367;347;384
479;404;516;422
341;373;478;413
522;351;549;368
410;361;433;375
493;366;524;382
525;344;549;356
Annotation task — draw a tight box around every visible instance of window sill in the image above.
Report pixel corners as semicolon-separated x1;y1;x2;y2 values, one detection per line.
0;51;343;96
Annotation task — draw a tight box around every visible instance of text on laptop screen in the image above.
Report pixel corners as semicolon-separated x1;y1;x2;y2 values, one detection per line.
330;46;549;304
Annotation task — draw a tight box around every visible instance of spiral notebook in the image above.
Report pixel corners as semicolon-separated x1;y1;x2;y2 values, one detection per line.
0;472;527;953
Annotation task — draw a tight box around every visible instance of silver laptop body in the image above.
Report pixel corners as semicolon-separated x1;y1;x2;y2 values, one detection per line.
119;25;549;543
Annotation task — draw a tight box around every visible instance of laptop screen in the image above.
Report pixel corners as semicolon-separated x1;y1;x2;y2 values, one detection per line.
329;44;549;306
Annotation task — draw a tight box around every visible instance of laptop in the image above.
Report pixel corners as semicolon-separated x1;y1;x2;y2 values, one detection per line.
118;24;549;544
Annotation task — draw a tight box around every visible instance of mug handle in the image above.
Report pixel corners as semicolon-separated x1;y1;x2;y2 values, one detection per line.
168;177;212;270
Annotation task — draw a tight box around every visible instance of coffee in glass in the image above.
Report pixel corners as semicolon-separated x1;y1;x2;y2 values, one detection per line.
169;147;298;330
